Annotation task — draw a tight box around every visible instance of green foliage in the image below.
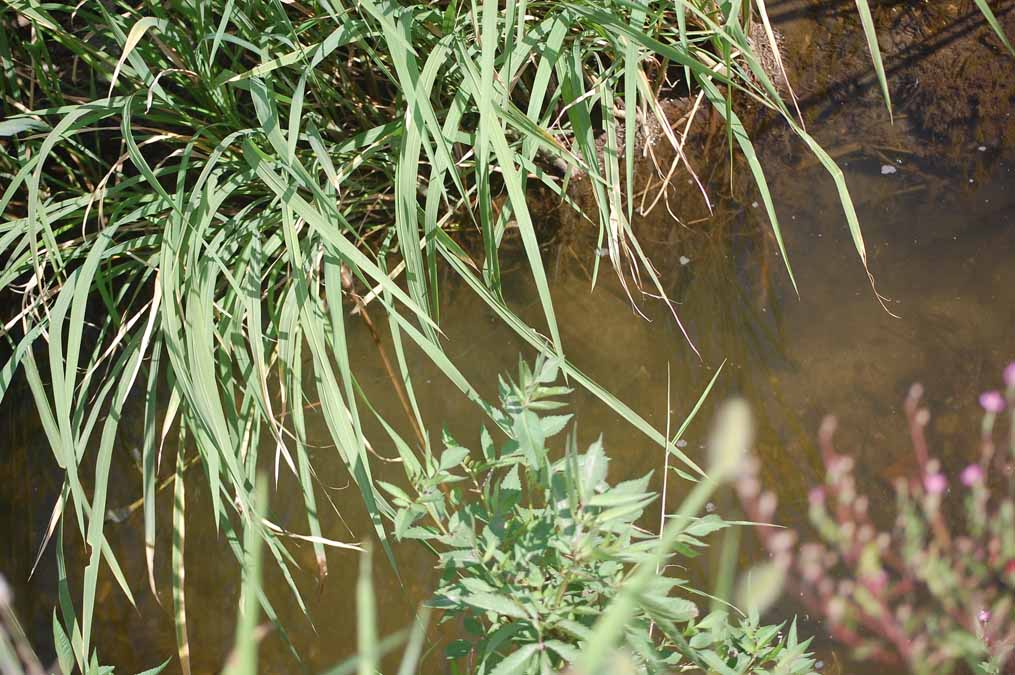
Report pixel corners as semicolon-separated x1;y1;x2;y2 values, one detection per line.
2;1;1010;670
382;357;818;674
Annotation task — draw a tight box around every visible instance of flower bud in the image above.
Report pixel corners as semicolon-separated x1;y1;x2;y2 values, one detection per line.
826;596;846;622
864;570;888;595
737;476;761;500
980;390;1005;413
1004;362;1015;389
923;472;947;495
758;491;777;520
978;389;1002;410
960;464;984;486
858;525;874;543
770;529;798;553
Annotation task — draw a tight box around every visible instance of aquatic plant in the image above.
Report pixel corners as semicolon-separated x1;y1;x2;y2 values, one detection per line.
294;358;820;674
736;362;1015;674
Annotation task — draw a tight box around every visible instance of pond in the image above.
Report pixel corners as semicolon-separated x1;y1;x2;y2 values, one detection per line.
3;3;1015;674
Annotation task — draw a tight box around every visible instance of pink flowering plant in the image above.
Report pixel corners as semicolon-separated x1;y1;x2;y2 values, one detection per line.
737;362;1015;674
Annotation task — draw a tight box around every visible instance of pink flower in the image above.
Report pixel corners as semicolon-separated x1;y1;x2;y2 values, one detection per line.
960;464;984;486
1005;362;1015;388
924;472;948;495
863;569;888;595
808;486;826;506
980;390;1005;413
978;609;991;624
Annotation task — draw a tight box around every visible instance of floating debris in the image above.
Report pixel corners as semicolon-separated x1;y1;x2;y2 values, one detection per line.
679;256;691;266
880;164;898;175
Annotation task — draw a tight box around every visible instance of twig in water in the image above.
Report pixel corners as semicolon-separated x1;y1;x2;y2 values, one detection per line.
342;265;427;451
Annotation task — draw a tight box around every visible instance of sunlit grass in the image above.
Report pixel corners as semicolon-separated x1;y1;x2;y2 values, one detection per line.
1;0;1011;669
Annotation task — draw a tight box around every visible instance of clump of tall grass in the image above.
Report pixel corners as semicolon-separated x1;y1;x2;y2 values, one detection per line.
1;0;1012;670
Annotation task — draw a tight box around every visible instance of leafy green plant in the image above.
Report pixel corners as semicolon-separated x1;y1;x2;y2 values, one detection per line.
2;0;1012;670
380;357;818;674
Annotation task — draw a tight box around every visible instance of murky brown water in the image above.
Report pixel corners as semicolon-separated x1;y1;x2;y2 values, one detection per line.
4;4;1015;674
5;151;1014;674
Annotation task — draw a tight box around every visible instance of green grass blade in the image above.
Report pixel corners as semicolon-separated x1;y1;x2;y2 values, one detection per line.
356;547;378;675
223;477;267;675
972;0;1015;55
853;0;893;120
436;235;705;476
698;76;799;295
280;292;329;581
457;23;565;358
789;122;870;275
172;431;192;675
82;339;147;663
106;17;166;96
0;325;44;405
56;523;85;672
395;609;431;675
671;360;726;445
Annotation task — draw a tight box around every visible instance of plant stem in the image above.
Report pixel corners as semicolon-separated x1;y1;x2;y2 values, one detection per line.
348;288;427;451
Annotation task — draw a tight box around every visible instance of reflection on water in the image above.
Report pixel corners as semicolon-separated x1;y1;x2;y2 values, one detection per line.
3;150;1014;674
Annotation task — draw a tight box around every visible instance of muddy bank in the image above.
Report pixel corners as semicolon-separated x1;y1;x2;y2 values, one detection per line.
787;0;1015;151
524;0;1015;296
